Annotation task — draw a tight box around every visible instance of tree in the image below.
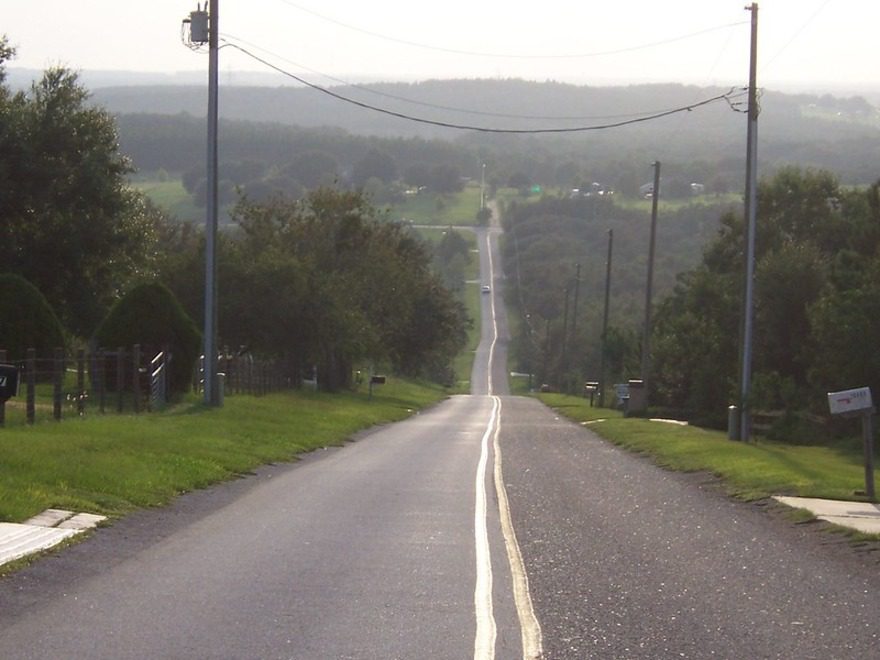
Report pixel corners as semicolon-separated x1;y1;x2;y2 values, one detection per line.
427;164;463;194
0;273;66;361
650;168;880;425
508;171;531;194
93;282;201;396
283;150;338;189
352;148;397;186
0;60;161;336
229;188;468;390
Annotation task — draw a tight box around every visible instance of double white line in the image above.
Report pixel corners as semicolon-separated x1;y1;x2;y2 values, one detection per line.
473;230;543;660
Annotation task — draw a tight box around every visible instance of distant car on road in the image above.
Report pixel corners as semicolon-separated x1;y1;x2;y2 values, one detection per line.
481;285;491;294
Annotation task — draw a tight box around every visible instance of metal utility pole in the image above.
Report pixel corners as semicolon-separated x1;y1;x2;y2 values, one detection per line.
598;229;613;407
201;0;220;406
739;2;759;440
641;161;661;399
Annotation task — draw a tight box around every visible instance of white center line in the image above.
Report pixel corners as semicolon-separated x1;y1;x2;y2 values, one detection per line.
474;228;543;660
474;396;499;660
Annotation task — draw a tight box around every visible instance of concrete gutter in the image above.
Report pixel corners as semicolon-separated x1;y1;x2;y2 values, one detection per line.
773;496;880;535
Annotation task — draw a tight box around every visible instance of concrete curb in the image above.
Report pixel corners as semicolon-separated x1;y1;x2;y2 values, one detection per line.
0;509;106;568
773;496;880;535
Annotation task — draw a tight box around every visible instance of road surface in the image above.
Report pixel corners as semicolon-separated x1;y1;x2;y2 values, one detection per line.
1;215;878;658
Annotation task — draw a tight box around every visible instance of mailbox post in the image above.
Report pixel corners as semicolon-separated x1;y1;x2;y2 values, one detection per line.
369;374;386;400
828;387;876;499
0;363;20;426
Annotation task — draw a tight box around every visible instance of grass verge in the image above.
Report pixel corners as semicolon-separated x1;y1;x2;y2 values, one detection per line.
0;379;447;523
537;392;879;504
452;281;481;394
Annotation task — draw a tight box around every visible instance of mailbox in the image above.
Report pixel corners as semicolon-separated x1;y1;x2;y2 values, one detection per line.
0;364;19;402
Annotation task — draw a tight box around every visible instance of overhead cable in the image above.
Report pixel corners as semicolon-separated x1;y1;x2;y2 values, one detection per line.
277;1;748;60
222;33;734;123
223;42;747;134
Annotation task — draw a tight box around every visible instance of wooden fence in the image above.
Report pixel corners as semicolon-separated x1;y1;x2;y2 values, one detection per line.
0;347;296;426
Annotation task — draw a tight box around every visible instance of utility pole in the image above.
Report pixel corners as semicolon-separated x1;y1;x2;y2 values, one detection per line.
739;3;759;440
542;317;551;387
641;161;661;401
480;162;486;210
203;0;220;406
571;263;581;339
561;282;571;385
598;229;613;407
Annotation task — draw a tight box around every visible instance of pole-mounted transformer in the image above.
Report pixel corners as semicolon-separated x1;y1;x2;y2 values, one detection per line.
189;6;209;44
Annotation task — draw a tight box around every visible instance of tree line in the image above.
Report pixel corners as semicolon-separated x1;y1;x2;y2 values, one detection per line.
0;40;468;392
503;167;880;441
114;84;880;217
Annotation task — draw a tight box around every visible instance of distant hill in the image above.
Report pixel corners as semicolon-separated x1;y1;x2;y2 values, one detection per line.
102;79;880;186
90;78;878;137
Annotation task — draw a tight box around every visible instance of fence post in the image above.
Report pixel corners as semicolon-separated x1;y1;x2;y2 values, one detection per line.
116;347;125;413
53;347;64;421
77;349;86;416
97;349;106;414
0;349;5;425
26;348;36;425
132;344;141;414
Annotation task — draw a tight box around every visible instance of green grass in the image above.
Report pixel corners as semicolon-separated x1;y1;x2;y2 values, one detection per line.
0;379;447;523
452;281;482;394
537;392;879;504
612;192;741;212
388;185;482;226
132;179;203;222
131;179;235;223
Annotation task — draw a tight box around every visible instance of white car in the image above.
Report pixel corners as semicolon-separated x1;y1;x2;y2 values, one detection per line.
481;285;491;294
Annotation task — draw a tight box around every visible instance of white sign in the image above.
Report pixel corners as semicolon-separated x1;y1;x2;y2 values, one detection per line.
827;387;874;416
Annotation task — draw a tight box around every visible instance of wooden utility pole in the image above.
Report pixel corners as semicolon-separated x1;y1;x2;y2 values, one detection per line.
739;2;759;441
641;161;661;401
598;229;613;407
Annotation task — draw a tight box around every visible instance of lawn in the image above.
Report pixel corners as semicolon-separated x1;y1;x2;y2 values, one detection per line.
452;281;482;394
387;185;482;226
612;192;742;212
537;392;878;504
0;379;447;524
132;178;234;224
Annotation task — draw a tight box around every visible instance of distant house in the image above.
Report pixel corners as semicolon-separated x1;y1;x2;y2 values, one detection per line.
639;183;654;198
690;182;706;196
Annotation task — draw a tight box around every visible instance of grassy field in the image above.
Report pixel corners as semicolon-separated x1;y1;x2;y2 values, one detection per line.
132;179;235;223
612;192;742;212
538;392;879;506
387;185;482;226
0;380;447;524
132;179;202;222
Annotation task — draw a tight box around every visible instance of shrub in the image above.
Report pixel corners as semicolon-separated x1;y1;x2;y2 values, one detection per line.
93;282;201;395
0;273;66;361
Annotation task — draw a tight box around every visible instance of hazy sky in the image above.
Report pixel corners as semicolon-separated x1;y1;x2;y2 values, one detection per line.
1;0;876;92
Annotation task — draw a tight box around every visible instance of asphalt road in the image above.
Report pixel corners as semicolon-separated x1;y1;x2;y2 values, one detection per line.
1;217;879;658
0;221;532;659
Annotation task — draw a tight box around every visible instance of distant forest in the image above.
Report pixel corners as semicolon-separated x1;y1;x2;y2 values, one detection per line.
108;79;880;199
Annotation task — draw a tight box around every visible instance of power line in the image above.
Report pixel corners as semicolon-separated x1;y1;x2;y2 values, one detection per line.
223;42;747;134
277;1;747;60
761;0;832;73
221;33;740;123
